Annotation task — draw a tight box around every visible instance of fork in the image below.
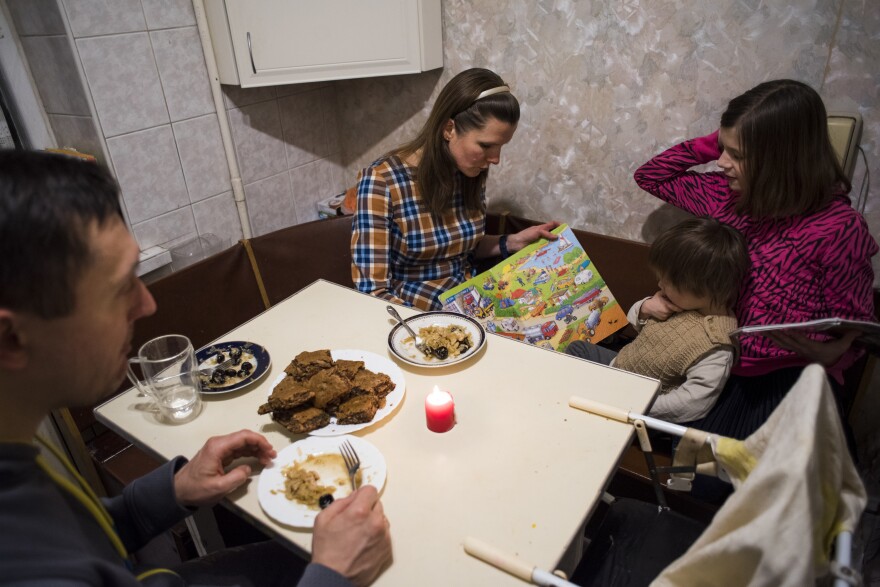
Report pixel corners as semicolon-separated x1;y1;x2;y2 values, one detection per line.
387;306;433;358
339;439;361;491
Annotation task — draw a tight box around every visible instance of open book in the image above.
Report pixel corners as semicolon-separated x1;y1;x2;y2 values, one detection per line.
730;318;880;354
440;224;627;352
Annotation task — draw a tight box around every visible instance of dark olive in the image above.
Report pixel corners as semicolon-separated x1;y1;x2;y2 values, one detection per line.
318;494;334;509
458;342;470;353
241;361;253;372
215;352;226;363
433;346;449;360
230;346;243;365
210;370;226;384
236;369;247;378
222;368;235;377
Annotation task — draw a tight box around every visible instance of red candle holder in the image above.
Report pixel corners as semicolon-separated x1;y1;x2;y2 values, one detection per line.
425;386;455;433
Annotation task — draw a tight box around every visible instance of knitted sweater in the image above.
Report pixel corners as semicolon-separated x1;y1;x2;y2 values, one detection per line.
634;131;877;382
615;311;738;395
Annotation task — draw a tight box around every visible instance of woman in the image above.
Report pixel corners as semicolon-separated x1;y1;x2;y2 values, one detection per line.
351;68;558;310
634;79;877;440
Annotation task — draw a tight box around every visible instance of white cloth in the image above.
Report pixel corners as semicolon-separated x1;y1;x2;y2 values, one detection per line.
652;364;866;587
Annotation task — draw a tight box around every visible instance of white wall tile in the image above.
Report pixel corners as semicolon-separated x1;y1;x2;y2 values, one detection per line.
289;161;324;224
172;114;231;202
20;35;91;115
244;171;295;237
192;191;244;244
132;205;197;250
77;32;169;136
221;84;276;110
278;89;330;169
141;0;196;29
226;100;287;183
107;125;189;224
63;0;145;37
151;27;214;122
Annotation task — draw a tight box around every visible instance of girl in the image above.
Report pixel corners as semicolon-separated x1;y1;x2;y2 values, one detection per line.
634;79;877;439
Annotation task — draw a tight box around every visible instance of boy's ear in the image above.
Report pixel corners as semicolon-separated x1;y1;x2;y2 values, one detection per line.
0;310;28;370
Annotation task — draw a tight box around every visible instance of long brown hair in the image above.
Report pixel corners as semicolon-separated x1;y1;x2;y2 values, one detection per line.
720;79;849;219
391;68;520;217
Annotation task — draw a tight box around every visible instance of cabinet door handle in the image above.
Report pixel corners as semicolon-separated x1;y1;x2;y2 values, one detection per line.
246;31;256;74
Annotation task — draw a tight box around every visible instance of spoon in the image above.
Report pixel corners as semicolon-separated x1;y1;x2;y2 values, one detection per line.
386;306;433;358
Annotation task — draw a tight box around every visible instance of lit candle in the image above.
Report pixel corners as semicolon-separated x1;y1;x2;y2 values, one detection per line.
425;386;455;433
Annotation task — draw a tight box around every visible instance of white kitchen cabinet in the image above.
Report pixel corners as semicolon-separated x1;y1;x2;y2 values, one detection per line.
204;0;443;87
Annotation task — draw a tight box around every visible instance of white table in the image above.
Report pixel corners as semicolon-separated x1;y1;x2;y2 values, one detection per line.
96;280;658;585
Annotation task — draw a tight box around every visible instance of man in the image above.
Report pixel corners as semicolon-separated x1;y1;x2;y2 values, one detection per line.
0;150;392;586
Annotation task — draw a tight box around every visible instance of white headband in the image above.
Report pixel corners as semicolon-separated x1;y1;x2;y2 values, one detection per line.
475;85;511;100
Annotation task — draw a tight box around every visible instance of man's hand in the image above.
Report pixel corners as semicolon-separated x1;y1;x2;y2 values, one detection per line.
312;485;393;586
507;221;561;253
174;429;276;508
765;329;858;368
639;291;682;322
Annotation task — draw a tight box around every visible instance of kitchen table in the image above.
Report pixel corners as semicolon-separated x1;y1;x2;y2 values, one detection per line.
96;279;659;585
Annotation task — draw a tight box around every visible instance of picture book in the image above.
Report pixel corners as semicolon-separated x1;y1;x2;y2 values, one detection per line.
440;224;627;352
730;318;880;355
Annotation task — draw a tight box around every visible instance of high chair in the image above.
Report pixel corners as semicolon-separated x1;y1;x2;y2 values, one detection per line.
569;364;866;587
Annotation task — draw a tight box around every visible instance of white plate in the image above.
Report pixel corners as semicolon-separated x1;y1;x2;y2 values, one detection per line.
257;435;387;528
267;349;406;437
388;311;486;368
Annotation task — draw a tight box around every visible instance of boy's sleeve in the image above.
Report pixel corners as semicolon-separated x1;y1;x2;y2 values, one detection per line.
646;348;733;423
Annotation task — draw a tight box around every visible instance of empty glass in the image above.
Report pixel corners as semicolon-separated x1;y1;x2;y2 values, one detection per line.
127;334;203;424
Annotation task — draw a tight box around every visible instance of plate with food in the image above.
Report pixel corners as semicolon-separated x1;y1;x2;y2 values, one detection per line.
388;311;486;368
196;341;271;394
258;435;387;528
258;349;406;437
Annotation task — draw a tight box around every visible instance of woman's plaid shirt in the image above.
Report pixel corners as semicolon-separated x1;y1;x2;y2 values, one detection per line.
351;155;486;310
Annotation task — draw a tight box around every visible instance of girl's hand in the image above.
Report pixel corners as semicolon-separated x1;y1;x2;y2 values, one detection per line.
765;330;859;368
639;291;683;322
507;221;561;253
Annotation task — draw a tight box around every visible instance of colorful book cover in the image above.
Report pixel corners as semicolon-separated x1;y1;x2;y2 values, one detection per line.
440;224;627;352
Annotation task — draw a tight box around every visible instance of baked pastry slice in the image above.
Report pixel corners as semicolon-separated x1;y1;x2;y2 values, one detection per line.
267;376;314;410
351;369;395;397
335;394;380;425
307;369;353;410
285;349;334;381
271;406;331;434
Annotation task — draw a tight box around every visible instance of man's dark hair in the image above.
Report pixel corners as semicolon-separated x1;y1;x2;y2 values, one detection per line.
649;217;749;309
0;150;123;318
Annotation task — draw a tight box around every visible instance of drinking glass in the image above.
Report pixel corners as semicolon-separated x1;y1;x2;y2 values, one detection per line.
127;334;203;424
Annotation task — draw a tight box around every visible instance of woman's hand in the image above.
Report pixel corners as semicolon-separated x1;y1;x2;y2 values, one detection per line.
506;221;561;253
765;330;859;368
639;291;682;322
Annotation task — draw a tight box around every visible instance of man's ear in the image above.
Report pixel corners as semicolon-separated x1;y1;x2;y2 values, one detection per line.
0;310;28;370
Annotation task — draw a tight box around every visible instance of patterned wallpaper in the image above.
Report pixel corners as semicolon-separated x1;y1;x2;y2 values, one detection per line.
338;0;880;274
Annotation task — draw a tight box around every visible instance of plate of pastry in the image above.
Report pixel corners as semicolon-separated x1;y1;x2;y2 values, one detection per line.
257;435;387;528
257;349;405;437
388;311;486;368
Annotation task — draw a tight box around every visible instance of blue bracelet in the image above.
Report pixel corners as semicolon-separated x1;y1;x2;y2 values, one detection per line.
499;234;510;259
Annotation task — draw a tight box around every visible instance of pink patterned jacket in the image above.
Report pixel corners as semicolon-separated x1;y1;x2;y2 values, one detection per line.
634;131;878;383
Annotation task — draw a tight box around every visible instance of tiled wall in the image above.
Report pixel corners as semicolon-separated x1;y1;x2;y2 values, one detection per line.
6;0;348;261
7;0;879;281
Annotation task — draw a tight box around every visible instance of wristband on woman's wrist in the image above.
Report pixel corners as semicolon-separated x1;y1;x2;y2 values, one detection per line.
499;234;510;259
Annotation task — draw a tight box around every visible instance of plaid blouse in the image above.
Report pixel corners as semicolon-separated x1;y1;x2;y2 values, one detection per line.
351;155;486;310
